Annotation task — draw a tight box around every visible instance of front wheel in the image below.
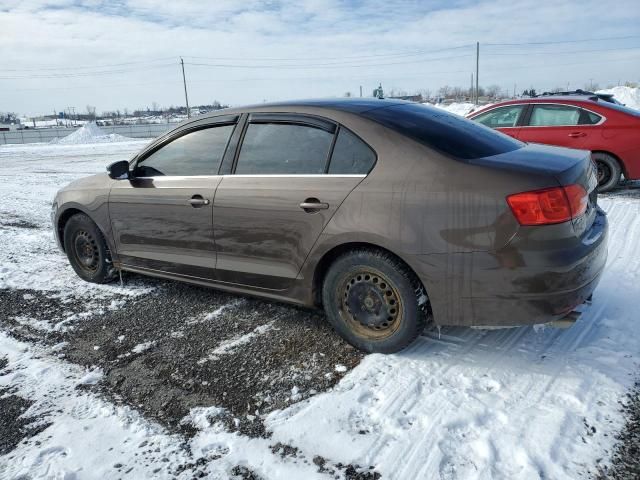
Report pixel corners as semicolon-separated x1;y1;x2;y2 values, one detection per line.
322;249;427;353
63;213;116;283
593;152;622;193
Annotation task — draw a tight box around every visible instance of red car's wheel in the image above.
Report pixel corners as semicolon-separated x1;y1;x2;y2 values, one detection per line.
593;152;622;193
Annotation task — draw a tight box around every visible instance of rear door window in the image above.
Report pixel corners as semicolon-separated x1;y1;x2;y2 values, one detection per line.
135;124;234;177
580;110;603;125
473;105;524;128
235;123;334;174
529;104;581;126
328;128;376;174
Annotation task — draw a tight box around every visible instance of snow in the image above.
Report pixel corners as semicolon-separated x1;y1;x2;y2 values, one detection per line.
596;85;640;110
54;122;132;145
131;341;156;354
1;141;640;479
432;102;481;116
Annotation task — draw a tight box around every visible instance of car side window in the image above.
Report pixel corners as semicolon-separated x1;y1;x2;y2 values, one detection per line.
529;105;581;127
580;110;602;125
235;123;333;174
328;128;376;174
135;124;234;177
473;105;524;128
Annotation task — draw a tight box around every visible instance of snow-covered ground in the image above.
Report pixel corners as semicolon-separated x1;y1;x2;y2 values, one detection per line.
1;141;639;479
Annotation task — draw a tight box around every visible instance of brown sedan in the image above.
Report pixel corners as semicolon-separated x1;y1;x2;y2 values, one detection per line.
52;99;608;353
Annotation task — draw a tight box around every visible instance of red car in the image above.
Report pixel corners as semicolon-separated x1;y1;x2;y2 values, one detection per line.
468;94;640;191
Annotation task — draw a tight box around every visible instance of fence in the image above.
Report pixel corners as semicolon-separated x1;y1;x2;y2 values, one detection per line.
0;123;174;145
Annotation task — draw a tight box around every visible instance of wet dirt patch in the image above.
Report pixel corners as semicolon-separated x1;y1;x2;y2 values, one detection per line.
0;288;113;344
59;282;364;438
0;388;51;455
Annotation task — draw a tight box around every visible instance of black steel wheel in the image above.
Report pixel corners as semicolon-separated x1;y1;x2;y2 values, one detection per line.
593;152;622;193
322;249;427;353
63;213;116;283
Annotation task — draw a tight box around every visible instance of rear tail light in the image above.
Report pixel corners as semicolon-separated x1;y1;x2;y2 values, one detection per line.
507;184;588;226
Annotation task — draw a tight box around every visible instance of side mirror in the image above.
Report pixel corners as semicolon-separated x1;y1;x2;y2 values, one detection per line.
107;160;130;180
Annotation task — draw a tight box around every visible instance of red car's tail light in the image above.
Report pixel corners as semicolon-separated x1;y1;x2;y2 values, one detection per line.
507;184;588;226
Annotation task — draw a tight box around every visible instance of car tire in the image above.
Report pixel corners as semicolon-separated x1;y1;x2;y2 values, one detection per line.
593;152;621;193
63;213;117;284
322;249;427;353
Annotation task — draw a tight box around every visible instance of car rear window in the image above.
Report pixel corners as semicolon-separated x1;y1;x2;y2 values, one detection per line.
361;103;524;160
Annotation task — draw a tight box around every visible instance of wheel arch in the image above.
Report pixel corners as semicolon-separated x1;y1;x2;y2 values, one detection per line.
56;207;88;253
311;241;429;310
591;150;627;179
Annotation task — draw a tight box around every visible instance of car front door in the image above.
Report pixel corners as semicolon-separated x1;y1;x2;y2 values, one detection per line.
212;114;375;290
470;104;525;139
109;119;237;279
517;103;601;149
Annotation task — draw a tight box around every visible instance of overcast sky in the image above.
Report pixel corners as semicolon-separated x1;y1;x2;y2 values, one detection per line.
1;0;639;116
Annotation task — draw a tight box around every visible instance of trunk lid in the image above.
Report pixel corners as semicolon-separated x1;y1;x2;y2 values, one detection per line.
472;143;598;236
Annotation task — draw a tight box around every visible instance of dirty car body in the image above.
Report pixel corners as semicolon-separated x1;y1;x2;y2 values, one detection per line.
52;99;608;352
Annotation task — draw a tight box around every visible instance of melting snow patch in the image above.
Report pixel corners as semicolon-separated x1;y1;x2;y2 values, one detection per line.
132;341;156;354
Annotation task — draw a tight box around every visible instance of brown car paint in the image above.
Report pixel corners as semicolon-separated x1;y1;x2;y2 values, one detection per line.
53;99;608;328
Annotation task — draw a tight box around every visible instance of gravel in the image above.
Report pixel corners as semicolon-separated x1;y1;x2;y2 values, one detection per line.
596;381;640;479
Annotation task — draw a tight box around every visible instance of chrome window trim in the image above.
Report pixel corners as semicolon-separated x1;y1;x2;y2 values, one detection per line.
471;102;606;127
129;175;223;181
128;174;366;180
225;174;367;178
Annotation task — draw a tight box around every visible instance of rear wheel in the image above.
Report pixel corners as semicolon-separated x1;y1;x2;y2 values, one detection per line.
63;213;116;283
593;152;621;193
321;249;427;353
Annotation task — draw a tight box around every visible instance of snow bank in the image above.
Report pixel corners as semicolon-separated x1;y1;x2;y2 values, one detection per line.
596;86;640;110
424;102;491;117
55;122;132;145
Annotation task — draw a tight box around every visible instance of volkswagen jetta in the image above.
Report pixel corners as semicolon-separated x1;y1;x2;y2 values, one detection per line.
52;99;608;353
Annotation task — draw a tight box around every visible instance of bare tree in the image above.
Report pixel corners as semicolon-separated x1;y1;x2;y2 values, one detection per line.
451;86;464;100
151;101;160;112
86;105;96;121
418;88;431;101
438;85;451;98
485;85;501;98
344;91;352;97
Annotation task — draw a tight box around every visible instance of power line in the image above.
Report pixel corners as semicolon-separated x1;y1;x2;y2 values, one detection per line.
485;34;640;46
0;63;176;80
181;44;475;62
485;45;640;56
184;53;473;70
2;57;178;73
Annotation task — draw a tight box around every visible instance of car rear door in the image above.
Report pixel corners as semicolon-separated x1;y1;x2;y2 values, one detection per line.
212;114;373;290
108;117;237;279
517;103;601;149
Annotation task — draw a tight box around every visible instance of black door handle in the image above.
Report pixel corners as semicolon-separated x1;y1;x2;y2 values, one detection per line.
189;195;210;207
300;198;329;212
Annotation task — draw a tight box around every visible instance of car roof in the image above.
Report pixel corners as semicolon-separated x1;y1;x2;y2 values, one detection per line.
200;98;410;119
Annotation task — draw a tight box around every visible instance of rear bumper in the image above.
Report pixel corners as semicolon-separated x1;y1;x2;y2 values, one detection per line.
411;207;608;327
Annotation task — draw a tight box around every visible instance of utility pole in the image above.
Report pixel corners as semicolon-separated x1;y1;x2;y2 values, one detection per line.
180;57;190;118
471;73;474;101
513;83;516;98
359;85;363;98
475;42;479;106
